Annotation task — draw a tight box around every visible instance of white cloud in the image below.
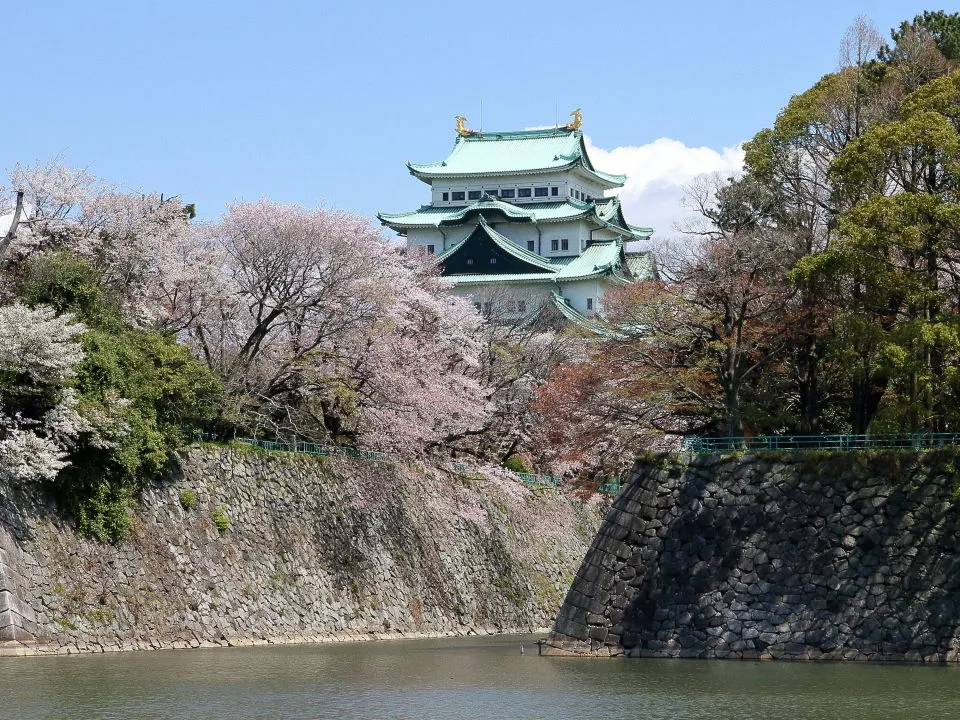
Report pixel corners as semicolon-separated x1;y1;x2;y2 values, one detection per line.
585;136;745;240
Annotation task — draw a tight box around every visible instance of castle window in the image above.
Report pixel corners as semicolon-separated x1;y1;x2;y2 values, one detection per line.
468;190;481;200
474;302;482;312
534;187;548;197
587;298;594;310
526;240;535;251
427;244;435;254
490;257;497;264
550;238;559;251
560;238;569;251
485;189;498;197
518;188;532;198
501;188;515;198
442;192;449;201
483;302;492;314
466;258;474;265
551;187;559;196
452;191;465;201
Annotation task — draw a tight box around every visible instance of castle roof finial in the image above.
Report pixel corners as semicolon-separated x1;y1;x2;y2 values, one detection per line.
455;115;474;137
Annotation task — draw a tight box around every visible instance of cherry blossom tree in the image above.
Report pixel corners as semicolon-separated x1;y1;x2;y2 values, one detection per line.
1;166;538;457
0;303;87;483
440;286;579;463
1;162;208;330
187;200;490;451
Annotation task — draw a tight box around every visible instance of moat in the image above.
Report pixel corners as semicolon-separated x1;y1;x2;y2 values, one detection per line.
3;634;960;719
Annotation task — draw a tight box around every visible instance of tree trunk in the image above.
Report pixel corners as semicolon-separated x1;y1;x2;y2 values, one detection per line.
724;380;743;438
0;190;25;258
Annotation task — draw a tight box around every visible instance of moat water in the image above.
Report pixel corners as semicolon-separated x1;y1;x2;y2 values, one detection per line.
2;634;960;719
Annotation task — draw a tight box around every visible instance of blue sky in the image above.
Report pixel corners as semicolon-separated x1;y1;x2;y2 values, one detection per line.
3;1;937;235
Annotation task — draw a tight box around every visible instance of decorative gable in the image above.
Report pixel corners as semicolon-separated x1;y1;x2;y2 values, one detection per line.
438;220;557;276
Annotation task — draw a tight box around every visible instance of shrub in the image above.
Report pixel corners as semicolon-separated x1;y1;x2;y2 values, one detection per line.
179;488;198;511
17;252;223;542
211;507;230;534
503;454;533;474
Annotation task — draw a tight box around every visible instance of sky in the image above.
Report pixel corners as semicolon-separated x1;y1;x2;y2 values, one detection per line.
2;1;940;239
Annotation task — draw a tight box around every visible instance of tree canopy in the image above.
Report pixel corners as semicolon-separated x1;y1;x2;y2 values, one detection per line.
534;14;960;478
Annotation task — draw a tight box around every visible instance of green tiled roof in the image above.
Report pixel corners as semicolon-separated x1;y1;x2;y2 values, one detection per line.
379;199;596;229
550;293;606;332
408;128;626;188
516;200;594;222
625;251;656;280
554;241;629;282
594;198;655;239
629;224;655;239
551;293;629;336
379;196;652;241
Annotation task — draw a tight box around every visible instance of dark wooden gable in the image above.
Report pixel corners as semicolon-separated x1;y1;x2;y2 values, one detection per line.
439;224;555;276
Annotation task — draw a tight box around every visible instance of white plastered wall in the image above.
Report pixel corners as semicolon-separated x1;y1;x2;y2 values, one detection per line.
556;277;619;316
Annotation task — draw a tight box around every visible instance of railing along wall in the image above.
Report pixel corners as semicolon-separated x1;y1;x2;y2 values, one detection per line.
682;433;960;454
190;432;621;495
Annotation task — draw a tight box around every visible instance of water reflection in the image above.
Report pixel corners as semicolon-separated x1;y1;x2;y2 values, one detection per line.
2;634;959;719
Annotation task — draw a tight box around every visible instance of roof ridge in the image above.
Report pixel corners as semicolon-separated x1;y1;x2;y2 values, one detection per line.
463;128;580;140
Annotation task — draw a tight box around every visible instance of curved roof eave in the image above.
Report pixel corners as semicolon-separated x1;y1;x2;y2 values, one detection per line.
380;200;599;230
574;135;627;187
438;200;536;226
447;274;561;285
410;160;626;189
408;162;578;180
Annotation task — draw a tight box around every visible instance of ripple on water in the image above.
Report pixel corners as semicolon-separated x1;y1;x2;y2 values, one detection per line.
2;635;960;720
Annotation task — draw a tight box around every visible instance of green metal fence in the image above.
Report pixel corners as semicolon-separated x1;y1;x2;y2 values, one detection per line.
515;472;562;488
191;432;386;462
189;431;621;494
682;433;960;454
597;479;621;495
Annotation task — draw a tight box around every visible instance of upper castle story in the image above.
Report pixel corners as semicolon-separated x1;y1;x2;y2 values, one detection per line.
407;117;626;208
378;113;653;262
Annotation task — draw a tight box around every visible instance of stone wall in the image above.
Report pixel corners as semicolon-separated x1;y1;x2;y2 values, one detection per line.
543;450;960;662
0;447;604;656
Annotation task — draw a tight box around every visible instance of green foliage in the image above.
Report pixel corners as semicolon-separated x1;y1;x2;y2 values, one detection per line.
822;69;960;432
18;251;123;330
211;507;230;534
16;252;223;542
885;10;960;61
503;454;532;473
179;488;198;511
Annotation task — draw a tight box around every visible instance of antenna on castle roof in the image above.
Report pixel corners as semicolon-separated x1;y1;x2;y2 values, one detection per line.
480;99;483;133
555;101;558;130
